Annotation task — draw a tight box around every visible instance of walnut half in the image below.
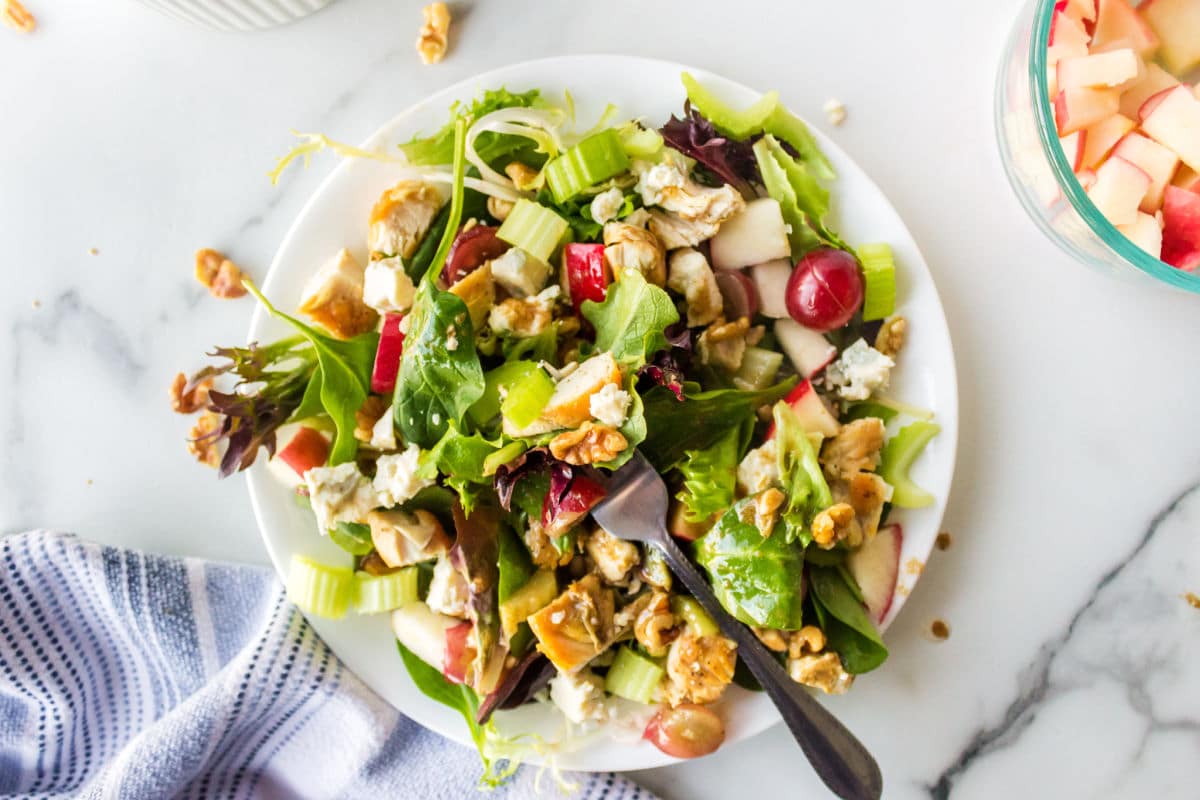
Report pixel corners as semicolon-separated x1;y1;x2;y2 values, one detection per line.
416;2;451;65
2;0;35;32
548;422;628;465
169;372;212;414
194;249;248;299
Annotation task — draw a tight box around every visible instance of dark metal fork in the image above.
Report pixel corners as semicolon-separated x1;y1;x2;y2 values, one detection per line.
591;451;883;800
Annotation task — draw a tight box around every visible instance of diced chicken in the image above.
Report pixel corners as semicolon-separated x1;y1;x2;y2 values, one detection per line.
820;418;886;482
633;152;746;224
603;221;666;287
362;256;416;315
490;247;551;298
367;180;442;259
647;210;720;249
304;462;378;533
667;248;723;327
584;527;640;584
549;668;609;724
425;555;470;617
665;631;737;706
448;262;495;331
697;317;750;371
787;652;854;695
589;187;625;225
366;507;451;568
527;574;616;673
298;249;379;339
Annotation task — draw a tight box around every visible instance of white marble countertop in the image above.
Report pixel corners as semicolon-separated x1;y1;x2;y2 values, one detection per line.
4;1;1199;797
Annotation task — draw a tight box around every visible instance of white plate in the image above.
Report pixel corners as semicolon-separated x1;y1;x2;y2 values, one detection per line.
247;55;959;773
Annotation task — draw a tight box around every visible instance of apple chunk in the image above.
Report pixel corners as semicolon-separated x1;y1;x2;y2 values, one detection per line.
1139;0;1200;75
1087;156;1152;226
1059;130;1086;171
1116;211;1164;259
1057;50;1139;90
1111;132;1181;212
764;379;840;439
1061;0;1098;24
1160;186;1200;271
1119;63;1179;119
1140;86;1200;173
751;259;793;319
846;524;903;625
1092;0;1159;55
1080;114;1136;169
1055;87;1120;135
709;197;790;271
1174;166;1200;192
774;319;837;380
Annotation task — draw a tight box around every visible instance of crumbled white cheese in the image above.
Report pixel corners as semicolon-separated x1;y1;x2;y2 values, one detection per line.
823;98;847;126
425;556;470;618
445;325;458;352
372;444;434;508
634;156;687;208
589;382;632;428
304;462;378;533
666;248;722;327
362;257;416;314
549;669;609;724
370;411;397;451
824;339;894;401
398;314;413;335
490;247;550;298
737;439;780;495
589;187;625;225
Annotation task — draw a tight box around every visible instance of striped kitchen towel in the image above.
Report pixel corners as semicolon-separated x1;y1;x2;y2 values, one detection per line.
0;531;658;799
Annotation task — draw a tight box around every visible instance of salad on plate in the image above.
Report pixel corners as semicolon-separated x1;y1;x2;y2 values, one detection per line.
182;73;941;778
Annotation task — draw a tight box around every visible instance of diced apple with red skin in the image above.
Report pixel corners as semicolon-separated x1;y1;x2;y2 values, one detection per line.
370;313;406;394
1161;186;1200;270
1174;166;1200;192
1077;168;1099;191
1050;9;1092;50
1138;0;1200;75
1087;156;1152;225
846;524;903;625
774;318;837;380
1091;0;1159;55
1119;63;1179;119
391;603;461;672
751;259;793;319
1139;86;1200;173
1059;131;1086;171
1111;132;1181;212
764;380;840;440
443;620;474;685
1117;211;1164;259
1055;87;1120;135
276;426;331;477
709;198;791;271
1080;114;1136;169
562;243;609;313
1057;49;1139;90
1060;0;1098;25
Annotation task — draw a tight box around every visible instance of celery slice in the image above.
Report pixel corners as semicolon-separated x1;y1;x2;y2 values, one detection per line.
618;123;664;159
732;347;783;391
354;567;419;615
543;129;630;203
496;199;569;263
670;596;720;638
681;72;779;139
762;106;836;180
879;421;941;508
483;440;528;477
287;555;354;619
858;243;896;322
500;364;555;428
604;646;665;704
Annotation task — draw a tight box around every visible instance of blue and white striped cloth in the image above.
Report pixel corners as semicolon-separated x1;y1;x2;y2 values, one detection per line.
0;531;658;799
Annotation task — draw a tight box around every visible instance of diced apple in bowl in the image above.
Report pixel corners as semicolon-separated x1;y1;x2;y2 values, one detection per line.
1087;156;1151;225
1161;185;1200;270
709;197;790;271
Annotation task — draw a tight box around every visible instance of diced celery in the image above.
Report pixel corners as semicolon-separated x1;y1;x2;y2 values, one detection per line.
354;567;419;614
328;522;373;556
681;72;779;139
604;646;665;704
287;555;354;619
618;123;664;159
500;364;555;428
858;243;896;322
879;421;941;508
483;440;528;476
499;569;558;641
496;199;569;263
470;361;534;426
842;401;899;424
762;106;836;181
732;347;783;391
544;129;630;203
670;596;719;638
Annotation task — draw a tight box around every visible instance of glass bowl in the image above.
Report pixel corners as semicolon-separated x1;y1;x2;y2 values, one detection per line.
996;0;1200;293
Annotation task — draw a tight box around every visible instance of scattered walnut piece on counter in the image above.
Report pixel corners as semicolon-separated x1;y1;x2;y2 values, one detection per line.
548;422;628;465
823;98;846;126
195;249;248;299
936;531;953;551
187;411;223;468
1186;592;1200;610
3;0;35;33
875;316;908;358
416;2;451;65
169;372;212;414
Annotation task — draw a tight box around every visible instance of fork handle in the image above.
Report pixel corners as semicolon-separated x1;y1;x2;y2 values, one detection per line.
651;534;883;800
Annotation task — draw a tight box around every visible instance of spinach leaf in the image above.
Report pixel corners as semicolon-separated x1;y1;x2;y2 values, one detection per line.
393;285;486;448
396;641;491;763
245;283;377;465
773;402;833;544
694;498;806;630
581;270;679;368
808;566;888;674
640;378;796;471
289;367;327;423
426;422;505;513
676;424;741;522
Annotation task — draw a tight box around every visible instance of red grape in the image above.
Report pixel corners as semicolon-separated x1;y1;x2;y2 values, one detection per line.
443;225;509;285
784;248;864;332
715;270;760;320
644;703;725;759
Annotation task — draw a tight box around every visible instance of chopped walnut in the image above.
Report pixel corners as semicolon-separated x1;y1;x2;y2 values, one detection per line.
2;0;34;32
354;395;390;443
811;502;862;549
489;293;553;338
697;317;750;371
505;161;542;192
603;221;666;287
187;411;222;468
836;472;892;541
1185;592;1200;610
194;249;248;299
753;627;789;653
821;418;886;482
787;652;853;695
169;373;212;414
875;316;907;358
548;422;628;466
487;196;514;222
415;2;451;65
666;631;737;706
634;591;678;657
752;488;785;538
524;519;574;569
584;527;640;585
787;626;827;659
